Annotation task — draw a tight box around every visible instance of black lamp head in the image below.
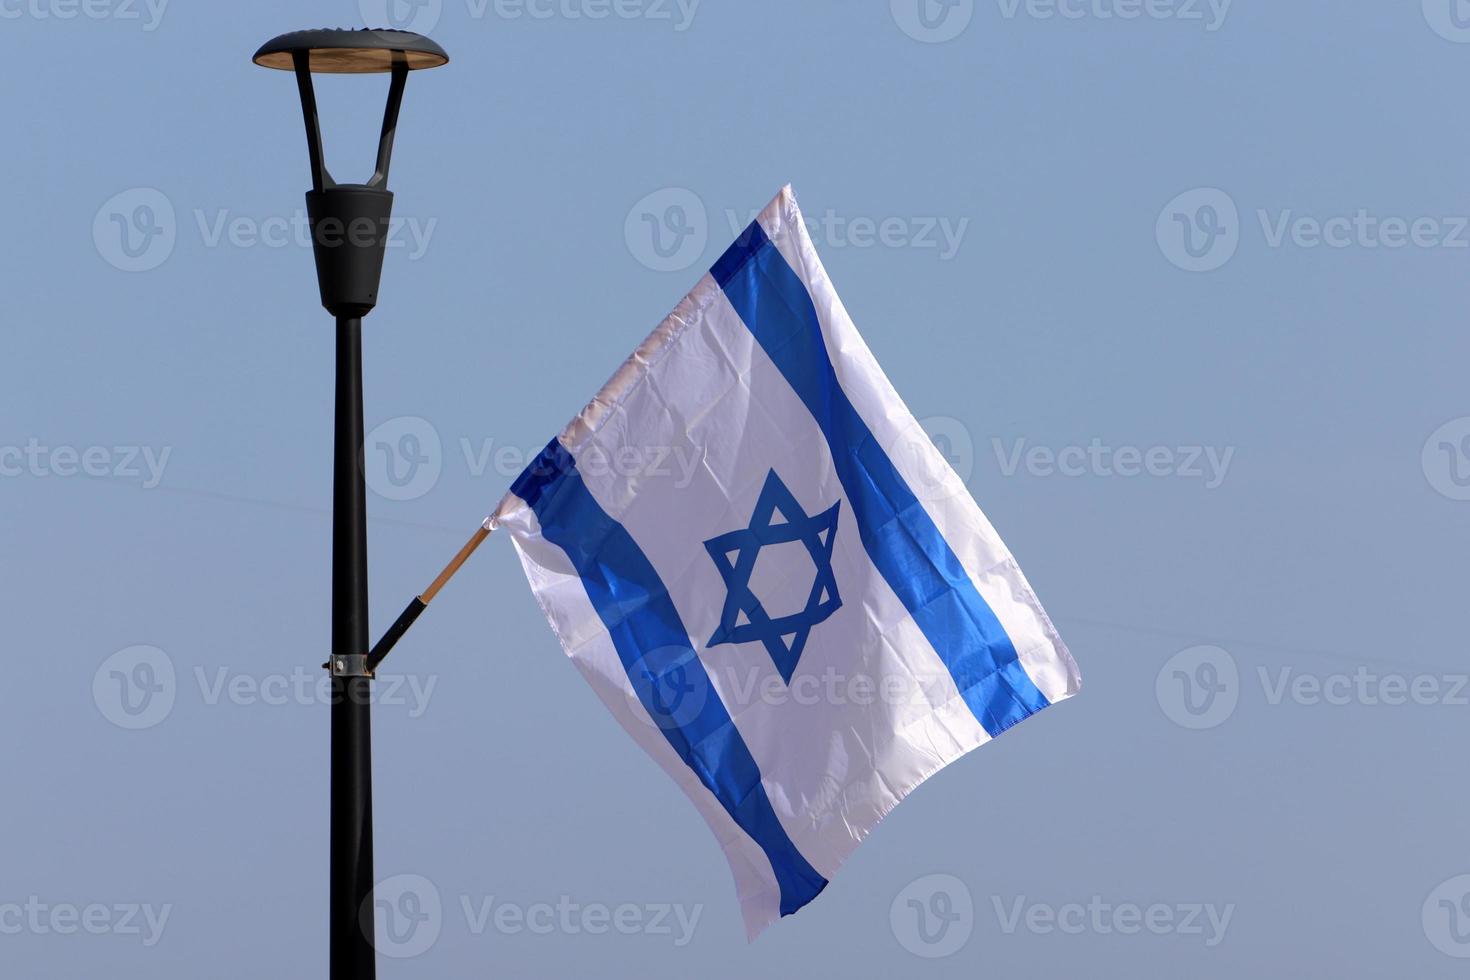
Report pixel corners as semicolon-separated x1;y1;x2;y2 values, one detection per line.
254;28;448;319
253;28;448;73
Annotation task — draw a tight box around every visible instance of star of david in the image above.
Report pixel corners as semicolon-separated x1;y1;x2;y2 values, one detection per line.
703;470;842;684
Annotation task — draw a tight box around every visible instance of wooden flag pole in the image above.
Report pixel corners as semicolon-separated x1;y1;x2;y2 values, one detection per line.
422;518;495;603
364;517;496;673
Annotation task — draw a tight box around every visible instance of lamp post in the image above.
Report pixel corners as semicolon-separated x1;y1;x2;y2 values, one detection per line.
252;29;448;980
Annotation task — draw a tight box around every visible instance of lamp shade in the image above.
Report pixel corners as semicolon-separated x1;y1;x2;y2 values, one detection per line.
253;28;448;73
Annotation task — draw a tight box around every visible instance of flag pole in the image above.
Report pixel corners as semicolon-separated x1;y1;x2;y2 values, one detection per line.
365;518;495;673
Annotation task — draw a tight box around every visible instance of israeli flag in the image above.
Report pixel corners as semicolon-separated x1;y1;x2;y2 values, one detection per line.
494;187;1080;938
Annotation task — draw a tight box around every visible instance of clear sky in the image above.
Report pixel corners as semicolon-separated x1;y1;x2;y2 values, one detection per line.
4;1;1470;976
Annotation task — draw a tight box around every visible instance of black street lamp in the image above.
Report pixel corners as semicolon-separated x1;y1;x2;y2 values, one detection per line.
252;28;448;980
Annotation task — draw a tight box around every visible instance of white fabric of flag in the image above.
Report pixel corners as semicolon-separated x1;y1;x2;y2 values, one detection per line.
493;186;1081;938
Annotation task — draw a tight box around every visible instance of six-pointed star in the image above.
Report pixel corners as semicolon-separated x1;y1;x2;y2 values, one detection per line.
703;470;842;684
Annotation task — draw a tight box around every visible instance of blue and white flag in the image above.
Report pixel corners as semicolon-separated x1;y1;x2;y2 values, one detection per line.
493;186;1080;938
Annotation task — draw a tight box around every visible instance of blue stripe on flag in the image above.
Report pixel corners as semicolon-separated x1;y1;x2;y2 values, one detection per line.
511;440;828;917
711;222;1051;736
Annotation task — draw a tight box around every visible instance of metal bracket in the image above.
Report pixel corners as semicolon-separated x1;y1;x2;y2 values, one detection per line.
325;653;373;678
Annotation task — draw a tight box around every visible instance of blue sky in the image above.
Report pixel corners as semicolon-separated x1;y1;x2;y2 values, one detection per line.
4;2;1470;976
